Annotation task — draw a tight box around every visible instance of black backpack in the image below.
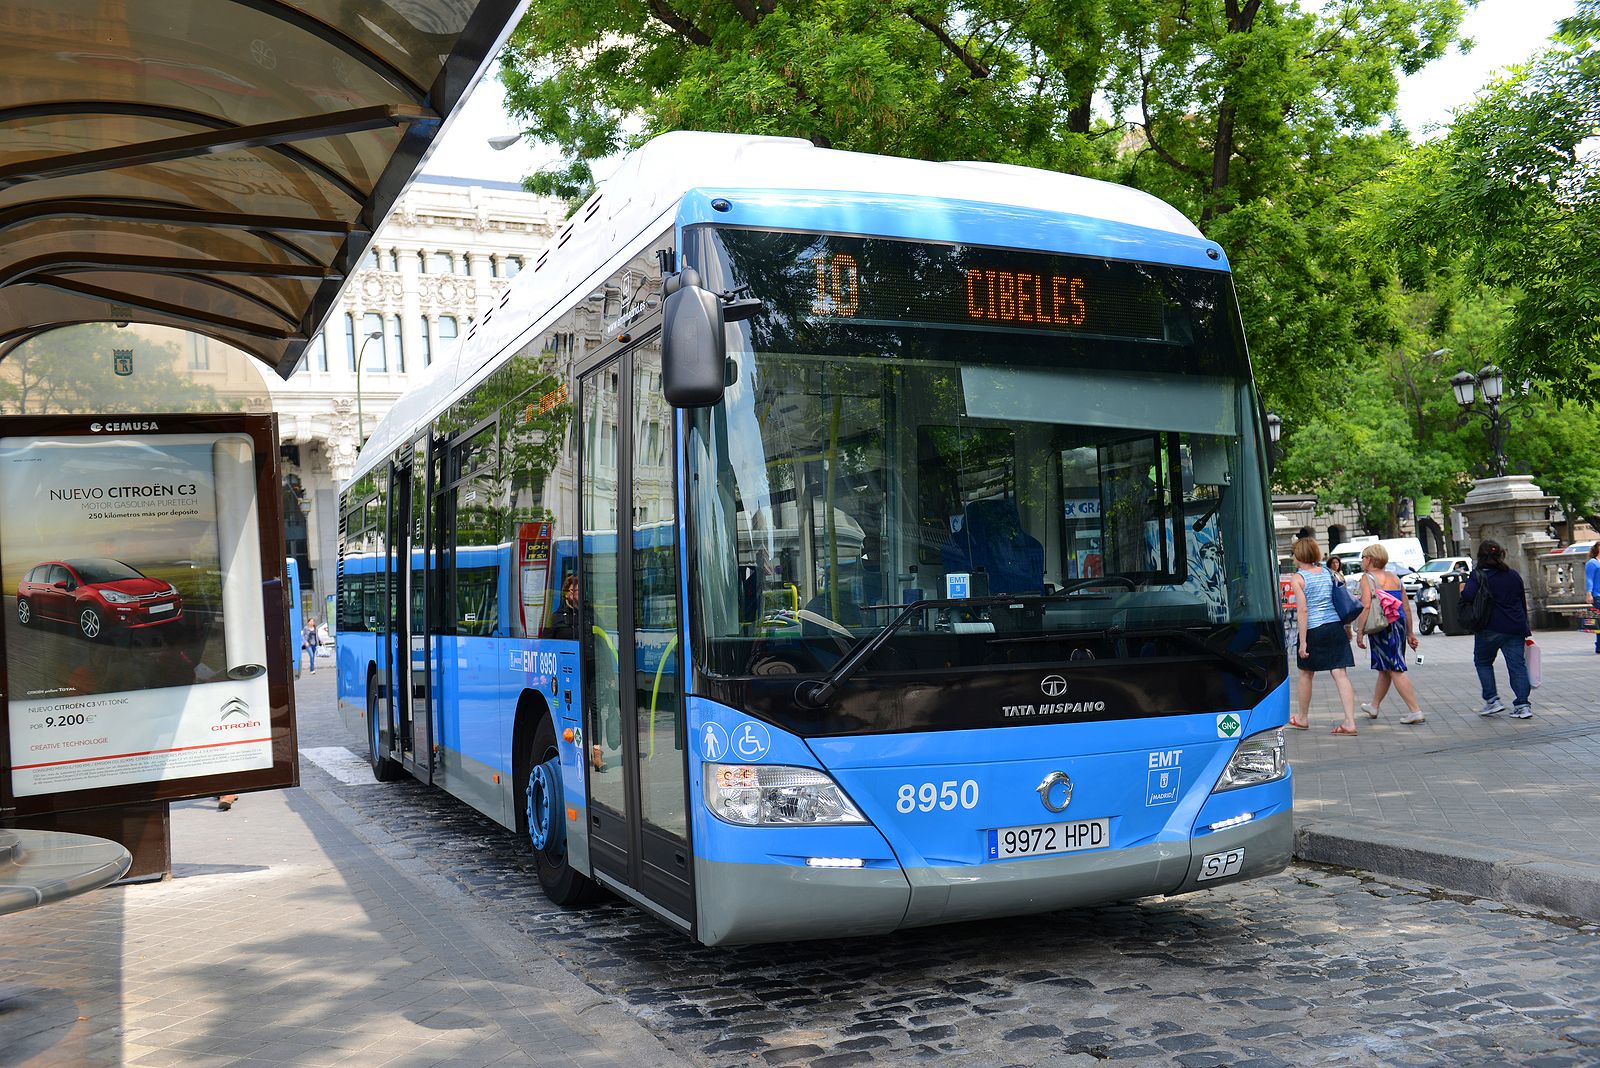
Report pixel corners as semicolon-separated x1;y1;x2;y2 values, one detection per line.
1462;569;1496;633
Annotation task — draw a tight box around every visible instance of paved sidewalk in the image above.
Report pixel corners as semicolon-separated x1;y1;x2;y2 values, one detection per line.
1287;625;1600;920
0;731;688;1067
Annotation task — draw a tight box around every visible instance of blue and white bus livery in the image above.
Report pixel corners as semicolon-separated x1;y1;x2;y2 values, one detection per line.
338;132;1291;946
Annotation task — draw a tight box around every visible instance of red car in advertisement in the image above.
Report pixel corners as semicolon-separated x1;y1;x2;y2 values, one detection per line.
15;558;183;640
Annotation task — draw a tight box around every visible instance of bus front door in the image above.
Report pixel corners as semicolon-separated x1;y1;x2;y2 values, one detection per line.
385;445;433;784
580;341;692;929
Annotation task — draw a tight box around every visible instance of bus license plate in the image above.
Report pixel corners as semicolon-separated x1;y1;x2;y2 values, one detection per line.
987;818;1109;860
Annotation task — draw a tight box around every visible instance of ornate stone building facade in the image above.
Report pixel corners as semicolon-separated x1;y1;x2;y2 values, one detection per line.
191;177;566;613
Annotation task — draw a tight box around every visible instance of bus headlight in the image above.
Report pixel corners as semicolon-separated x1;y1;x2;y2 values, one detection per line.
1214;729;1286;791
704;763;867;826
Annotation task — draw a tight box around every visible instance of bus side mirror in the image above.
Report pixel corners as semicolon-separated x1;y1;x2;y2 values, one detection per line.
662;268;727;408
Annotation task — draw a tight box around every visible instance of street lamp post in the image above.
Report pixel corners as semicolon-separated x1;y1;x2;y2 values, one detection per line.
1265;410;1282;467
1451;364;1522;478
354;329;383;445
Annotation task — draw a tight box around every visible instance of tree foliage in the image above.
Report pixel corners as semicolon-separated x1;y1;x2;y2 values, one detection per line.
1361;0;1600;402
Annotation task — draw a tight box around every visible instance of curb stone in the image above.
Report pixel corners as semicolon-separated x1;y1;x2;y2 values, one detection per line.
1294;820;1600;922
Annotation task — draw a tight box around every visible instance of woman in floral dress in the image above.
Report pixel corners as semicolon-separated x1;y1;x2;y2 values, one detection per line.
1355;544;1426;725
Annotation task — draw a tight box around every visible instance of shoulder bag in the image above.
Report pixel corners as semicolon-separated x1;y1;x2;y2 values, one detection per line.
1361;576;1392;636
1327;571;1363;625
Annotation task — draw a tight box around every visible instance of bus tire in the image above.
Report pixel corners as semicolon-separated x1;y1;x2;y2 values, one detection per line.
526;716;597;906
367;673;403;783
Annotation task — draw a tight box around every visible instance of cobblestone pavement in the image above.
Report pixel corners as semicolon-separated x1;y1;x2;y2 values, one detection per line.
1288;627;1600;866
294;670;1600;1068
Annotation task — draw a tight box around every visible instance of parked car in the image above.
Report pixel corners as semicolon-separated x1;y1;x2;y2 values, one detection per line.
1411;556;1473;590
1558;540;1596;555
15;558;183;640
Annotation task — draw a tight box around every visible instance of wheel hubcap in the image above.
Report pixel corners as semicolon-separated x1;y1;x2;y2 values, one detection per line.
18;602;28;623
81;612;99;637
527;757;564;854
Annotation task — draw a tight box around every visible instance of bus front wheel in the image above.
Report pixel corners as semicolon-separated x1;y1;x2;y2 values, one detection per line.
526;717;597;906
367;676;403;783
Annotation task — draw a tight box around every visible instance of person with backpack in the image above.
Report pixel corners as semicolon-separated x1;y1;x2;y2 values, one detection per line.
1354;543;1425;724
1460;540;1533;719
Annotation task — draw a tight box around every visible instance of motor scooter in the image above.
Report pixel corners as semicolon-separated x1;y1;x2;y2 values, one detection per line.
1417;583;1440;635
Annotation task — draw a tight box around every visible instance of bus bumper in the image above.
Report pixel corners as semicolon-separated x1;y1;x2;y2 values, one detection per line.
692;810;1291;945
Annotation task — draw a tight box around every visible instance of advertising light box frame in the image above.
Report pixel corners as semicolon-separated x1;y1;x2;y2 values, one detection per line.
0;413;297;819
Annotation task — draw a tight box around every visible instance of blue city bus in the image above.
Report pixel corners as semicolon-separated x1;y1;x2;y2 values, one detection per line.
337;132;1290;945
287;558;303;679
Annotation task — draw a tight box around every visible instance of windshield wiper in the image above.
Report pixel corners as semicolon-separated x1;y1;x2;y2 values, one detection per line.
1114;625;1271;690
795;593;1072;708
793;583;1149;707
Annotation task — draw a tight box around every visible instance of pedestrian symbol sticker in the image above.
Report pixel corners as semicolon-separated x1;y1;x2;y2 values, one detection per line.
733;721;771;761
1216;713;1242;738
702;723;730;761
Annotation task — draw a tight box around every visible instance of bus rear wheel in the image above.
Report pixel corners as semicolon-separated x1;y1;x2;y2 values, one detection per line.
526;717;597;905
368;676;403;782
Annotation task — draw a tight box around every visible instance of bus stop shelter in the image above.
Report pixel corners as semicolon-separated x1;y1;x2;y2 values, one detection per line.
0;0;524;379
0;0;527;888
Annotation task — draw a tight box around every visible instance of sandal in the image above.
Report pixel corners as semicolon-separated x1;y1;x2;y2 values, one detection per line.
1330;725;1358;736
1287;717;1310;730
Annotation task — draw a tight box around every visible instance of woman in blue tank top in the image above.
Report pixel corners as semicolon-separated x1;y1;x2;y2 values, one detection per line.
1289;537;1358;734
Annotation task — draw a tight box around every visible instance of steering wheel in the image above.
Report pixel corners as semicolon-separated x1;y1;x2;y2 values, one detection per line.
1061;575;1137;594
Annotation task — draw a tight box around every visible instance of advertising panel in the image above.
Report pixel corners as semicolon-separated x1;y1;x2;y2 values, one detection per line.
0;414;295;817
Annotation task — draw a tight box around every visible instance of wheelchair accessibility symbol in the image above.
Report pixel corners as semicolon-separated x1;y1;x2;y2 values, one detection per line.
733;721;771;761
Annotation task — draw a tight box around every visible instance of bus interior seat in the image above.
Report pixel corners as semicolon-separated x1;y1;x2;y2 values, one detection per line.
940;498;1045;596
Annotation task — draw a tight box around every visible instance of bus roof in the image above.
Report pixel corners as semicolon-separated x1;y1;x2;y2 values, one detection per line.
352;132;1210;483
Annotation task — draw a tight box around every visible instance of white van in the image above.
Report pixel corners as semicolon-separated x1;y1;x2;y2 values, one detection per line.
1329;537;1426;583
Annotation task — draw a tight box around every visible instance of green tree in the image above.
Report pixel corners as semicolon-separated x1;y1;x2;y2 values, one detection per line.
1361;0;1600;402
500;0;1465;413
1273;378;1465;537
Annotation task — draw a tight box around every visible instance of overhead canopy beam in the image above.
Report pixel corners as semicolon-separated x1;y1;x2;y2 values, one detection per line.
28;276;295;340
0;200;362;237
0;105;440;189
0;101;374;204
3;253;338;288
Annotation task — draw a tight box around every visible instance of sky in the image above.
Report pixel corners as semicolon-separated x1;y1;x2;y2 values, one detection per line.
421;0;1580;184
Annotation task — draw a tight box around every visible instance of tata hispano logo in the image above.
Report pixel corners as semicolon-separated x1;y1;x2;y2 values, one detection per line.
1041;675;1068;697
89;421;160;433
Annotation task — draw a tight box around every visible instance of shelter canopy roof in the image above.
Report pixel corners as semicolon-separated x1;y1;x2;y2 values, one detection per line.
0;0;524;379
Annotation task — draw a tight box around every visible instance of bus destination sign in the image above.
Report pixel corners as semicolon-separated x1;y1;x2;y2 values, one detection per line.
796;236;1169;341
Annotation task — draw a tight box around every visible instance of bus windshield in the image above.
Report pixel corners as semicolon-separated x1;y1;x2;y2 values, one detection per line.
686;227;1278;681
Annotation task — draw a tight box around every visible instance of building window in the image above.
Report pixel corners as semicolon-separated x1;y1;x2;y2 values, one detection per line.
389;315;405;374
387;249;399;272
504;256;522;278
428;251;454;274
438;315;458;357
419;316;432;367
188;337;209;370
345;313;357;372
309;332;327;373
489;255;500;278
461;253;473;275
362;312;386;372
417;250;428;274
